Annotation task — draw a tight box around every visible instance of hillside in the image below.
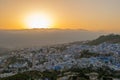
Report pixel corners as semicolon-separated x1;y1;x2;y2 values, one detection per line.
87;34;120;45
0;47;10;56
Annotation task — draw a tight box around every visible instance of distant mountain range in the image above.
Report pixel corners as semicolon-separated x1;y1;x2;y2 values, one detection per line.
87;34;120;45
0;29;104;48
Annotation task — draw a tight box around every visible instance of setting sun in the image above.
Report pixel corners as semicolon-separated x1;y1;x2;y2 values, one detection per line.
25;13;53;29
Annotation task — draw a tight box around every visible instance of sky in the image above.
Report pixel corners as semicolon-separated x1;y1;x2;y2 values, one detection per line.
0;0;120;32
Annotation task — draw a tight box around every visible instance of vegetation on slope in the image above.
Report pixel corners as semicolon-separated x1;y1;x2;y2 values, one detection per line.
0;70;58;80
0;67;118;80
87;34;120;45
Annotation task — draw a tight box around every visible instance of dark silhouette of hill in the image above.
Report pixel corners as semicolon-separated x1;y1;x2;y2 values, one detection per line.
87;34;120;45
0;47;10;56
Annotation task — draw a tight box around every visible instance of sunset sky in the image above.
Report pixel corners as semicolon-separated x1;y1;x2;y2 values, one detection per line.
0;0;120;32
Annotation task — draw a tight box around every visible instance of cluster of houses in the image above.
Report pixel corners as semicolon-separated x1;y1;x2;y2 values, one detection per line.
67;42;120;54
0;42;120;78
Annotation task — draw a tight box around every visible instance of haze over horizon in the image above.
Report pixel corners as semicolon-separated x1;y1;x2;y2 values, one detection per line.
0;0;120;33
0;29;108;49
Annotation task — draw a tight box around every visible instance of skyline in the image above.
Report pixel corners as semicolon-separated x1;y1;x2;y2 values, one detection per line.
0;0;120;32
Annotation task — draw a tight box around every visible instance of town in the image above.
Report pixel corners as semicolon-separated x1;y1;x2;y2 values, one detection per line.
0;40;120;80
